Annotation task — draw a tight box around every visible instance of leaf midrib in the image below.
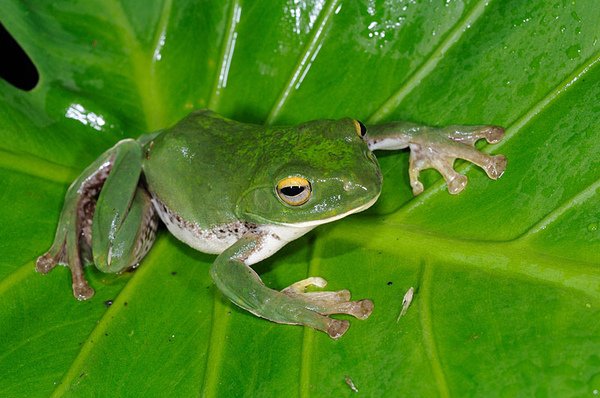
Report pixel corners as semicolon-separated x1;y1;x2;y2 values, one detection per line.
106;0;173;130
332;218;600;300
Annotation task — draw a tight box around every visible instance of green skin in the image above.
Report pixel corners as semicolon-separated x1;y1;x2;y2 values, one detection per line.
37;110;506;339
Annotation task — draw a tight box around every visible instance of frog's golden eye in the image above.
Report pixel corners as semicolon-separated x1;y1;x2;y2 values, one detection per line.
276;176;312;206
353;119;367;138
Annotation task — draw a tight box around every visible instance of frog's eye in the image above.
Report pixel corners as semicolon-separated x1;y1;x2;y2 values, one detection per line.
276;176;312;206
353;119;367;138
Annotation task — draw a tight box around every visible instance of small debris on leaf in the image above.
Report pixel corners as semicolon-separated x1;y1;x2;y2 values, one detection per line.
344;375;359;393
397;287;415;321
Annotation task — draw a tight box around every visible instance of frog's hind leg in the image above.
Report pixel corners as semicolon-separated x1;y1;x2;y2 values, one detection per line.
90;140;158;274
210;236;373;339
37;139;157;300
36;152;114;299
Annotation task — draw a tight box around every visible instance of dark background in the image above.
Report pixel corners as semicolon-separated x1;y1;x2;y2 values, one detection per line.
0;22;39;91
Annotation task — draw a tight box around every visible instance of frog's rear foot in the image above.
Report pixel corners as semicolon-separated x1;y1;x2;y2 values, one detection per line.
409;125;507;195
281;277;373;338
37;246;95;300
72;281;95;300
36;252;59;274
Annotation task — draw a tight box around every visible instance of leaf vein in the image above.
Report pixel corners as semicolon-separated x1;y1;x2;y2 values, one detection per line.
198;290;231;397
418;261;451;398
265;0;341;125
492;49;600;151
0;260;34;298
516;178;600;239
299;237;321;398
339;222;600;298
367;0;494;124
149;0;174;79
208;0;243;111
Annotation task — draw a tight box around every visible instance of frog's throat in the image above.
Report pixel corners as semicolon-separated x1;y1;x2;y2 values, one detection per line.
277;192;380;229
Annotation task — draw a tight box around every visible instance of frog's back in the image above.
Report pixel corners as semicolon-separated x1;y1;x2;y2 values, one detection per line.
142;110;261;230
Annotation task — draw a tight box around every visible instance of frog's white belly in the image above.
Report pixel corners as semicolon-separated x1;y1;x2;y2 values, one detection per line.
151;196;314;259
152;196;253;253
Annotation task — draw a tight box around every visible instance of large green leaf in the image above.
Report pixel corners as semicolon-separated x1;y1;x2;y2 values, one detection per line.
1;0;599;396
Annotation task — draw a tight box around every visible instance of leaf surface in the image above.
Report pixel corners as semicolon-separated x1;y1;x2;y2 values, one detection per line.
1;1;599;396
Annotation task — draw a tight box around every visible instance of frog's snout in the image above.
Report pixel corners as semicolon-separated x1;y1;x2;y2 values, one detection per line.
342;179;369;194
341;171;380;202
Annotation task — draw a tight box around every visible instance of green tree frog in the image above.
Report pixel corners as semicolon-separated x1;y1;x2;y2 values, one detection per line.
37;110;506;339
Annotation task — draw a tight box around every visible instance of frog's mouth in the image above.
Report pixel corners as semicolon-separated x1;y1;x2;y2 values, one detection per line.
278;192;380;228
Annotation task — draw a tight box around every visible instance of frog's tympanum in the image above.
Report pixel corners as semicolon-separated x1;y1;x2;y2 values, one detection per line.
37;110;506;338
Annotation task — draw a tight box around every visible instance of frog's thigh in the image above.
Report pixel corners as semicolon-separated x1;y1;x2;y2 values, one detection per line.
91;141;158;273
210;233;373;339
93;186;158;273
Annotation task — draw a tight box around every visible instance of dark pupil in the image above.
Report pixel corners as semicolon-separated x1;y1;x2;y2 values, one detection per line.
358;120;367;136
281;185;305;197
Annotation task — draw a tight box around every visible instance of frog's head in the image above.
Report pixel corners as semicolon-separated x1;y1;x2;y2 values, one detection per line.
238;118;382;227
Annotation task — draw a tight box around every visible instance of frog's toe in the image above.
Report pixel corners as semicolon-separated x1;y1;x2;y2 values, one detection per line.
310;294;373;319
444;126;507;180
282;277;374;320
407;144;428;195
482;126;505;144
326;319;350;339
410;179;425;196
447;173;468;195
348;299;374;319
73;282;95;300
281;276;327;294
446;125;505;145
483;154;507;179
36;252;58;274
408;144;469;195
36;236;95;300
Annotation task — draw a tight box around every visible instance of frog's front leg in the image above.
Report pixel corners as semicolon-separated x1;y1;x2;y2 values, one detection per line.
366;122;507;195
36;139;158;299
210;234;373;339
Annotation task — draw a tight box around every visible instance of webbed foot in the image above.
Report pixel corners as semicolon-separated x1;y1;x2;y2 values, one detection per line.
282;277;373;338
408;125;506;195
